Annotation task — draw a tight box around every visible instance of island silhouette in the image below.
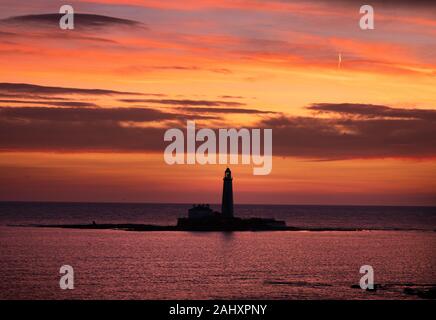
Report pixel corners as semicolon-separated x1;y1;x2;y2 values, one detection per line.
31;168;295;232
30;168;374;232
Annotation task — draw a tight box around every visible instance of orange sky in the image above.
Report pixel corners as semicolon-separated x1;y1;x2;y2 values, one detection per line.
0;0;435;205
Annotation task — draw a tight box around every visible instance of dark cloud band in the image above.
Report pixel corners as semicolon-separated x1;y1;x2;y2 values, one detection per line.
308;103;436;121
1;13;141;29
0;83;142;96
119;98;246;107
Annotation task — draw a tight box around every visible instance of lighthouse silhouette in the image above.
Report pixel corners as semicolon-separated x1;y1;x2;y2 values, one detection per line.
176;167;287;230
221;168;234;217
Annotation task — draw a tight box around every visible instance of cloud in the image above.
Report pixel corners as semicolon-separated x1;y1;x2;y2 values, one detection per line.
1;102;434;159
0;106;216;122
115;64;234;76
0;99;98;108
62;0;435;15
119;98;246;107
0;30;16;37
0;116;165;152
1;13;141;29
307;103;436;121
219;95;244;99
314;0;436;8
0;93;70;100
151;66;232;74
0;106;218;152
259;103;436;159
179;107;276;114
0;83;142;96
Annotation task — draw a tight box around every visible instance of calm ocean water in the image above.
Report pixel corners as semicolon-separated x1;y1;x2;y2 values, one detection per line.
1;202;435;230
0;202;435;299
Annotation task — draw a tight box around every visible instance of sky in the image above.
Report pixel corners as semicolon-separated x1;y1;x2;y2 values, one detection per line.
0;0;435;205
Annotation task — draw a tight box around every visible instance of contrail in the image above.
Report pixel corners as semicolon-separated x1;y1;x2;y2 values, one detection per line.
338;52;342;69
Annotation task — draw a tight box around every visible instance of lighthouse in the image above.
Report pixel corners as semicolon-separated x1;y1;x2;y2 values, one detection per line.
177;168;287;230
221;168;234;217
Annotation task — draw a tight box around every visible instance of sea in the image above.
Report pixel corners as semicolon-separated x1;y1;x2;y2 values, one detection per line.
0;202;435;299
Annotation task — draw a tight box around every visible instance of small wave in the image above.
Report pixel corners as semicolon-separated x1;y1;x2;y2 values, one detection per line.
264;280;332;288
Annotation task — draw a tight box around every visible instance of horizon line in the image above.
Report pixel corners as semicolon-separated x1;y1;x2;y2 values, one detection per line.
0;200;435;208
